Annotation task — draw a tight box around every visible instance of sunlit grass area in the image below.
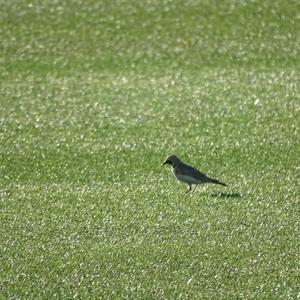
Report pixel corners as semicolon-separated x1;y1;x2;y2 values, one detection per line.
0;0;299;299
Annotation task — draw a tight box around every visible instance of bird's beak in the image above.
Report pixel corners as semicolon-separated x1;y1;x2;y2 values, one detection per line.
162;160;171;166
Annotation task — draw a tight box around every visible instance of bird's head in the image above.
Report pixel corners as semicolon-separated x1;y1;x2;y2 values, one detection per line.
162;155;181;167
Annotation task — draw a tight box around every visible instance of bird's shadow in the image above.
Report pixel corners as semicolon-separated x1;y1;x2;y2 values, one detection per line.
209;192;242;198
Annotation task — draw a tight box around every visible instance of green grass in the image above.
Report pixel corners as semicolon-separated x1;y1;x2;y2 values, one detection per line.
0;0;299;299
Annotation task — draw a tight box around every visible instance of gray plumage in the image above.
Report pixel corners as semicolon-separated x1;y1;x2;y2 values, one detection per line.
163;154;227;193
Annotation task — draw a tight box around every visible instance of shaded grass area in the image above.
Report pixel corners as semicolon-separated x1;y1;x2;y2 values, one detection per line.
1;0;299;73
0;0;299;299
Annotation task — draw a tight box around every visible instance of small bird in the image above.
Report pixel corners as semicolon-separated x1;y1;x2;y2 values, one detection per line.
162;155;227;193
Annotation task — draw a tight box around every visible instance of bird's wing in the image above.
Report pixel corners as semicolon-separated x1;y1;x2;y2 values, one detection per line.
179;163;211;182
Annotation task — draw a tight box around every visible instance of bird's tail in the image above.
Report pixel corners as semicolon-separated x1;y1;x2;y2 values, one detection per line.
209;178;227;186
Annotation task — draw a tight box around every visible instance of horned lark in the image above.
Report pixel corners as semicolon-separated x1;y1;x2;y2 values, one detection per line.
162;155;227;193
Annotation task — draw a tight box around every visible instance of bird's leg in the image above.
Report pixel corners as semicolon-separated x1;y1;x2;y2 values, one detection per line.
192;185;197;193
185;185;192;194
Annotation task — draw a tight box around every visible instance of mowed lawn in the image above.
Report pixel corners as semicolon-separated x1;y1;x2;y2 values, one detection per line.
0;0;299;299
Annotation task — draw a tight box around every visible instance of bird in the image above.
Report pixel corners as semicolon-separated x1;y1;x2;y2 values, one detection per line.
162;154;227;193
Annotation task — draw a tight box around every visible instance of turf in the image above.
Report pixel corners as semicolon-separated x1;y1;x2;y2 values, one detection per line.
0;0;299;299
